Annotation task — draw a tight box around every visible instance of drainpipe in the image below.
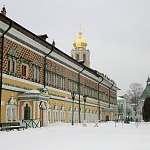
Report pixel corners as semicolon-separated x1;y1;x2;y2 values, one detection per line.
42;42;54;128
78;66;85;123
109;83;114;108
98;77;104;121
43;46;54;88
0;20;13;123
108;83;114;121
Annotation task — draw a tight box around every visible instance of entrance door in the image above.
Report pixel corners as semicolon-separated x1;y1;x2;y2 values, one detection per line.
106;115;109;121
40;109;47;127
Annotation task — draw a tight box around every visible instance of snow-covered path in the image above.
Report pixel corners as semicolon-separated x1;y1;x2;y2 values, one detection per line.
0;122;150;150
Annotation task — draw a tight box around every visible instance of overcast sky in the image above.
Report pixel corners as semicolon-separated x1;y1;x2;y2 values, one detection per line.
1;0;150;96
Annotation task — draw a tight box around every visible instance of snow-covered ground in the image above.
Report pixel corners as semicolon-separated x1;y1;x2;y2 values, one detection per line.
0;121;150;150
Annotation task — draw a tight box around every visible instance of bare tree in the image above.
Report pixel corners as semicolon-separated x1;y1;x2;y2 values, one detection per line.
124;83;143;104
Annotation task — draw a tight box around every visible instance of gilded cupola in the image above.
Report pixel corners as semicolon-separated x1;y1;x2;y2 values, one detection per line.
73;26;87;50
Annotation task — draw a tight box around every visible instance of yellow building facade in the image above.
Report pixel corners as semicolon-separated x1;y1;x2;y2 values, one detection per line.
0;7;119;127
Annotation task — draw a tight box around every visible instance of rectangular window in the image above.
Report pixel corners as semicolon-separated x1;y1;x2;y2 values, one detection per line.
68;111;72;122
60;76;65;90
45;71;51;85
92;89;94;97
8;59;11;72
68;79;73;91
75;112;78;123
22;64;28;77
84;86;88;95
106;94;108;102
12;60;16;73
60;111;65;122
33;66;40;82
83;54;86;61
7;58;16;73
74;82;77;93
53;110;58;122
53;73;58;87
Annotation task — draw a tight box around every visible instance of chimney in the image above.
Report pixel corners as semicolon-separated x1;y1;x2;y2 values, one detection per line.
38;34;48;41
1;6;6;16
52;40;55;47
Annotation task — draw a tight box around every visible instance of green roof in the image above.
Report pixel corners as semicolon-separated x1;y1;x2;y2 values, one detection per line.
140;77;150;99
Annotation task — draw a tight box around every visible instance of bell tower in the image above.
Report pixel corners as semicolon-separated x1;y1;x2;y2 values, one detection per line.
71;26;90;68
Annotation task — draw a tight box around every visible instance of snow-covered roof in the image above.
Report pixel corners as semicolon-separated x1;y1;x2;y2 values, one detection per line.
24;90;41;94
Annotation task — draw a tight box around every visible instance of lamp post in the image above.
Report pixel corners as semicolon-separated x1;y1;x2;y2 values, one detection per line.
71;91;76;126
113;107;117;127
83;95;87;120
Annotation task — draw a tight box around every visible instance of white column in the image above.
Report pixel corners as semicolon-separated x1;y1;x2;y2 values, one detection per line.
33;101;35;119
17;101;20;121
37;101;40;119
46;102;48;126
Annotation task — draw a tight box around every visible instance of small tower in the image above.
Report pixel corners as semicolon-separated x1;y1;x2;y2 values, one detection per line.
1;6;7;16
71;26;90;67
140;76;150;99
146;76;150;85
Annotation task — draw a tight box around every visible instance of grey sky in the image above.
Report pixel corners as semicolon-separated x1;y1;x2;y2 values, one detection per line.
1;0;150;95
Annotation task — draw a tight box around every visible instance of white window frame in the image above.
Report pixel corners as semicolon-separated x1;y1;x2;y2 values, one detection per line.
68;111;72;122
21;63;29;78
60;76;65;89
53;110;59;122
6;105;17;122
7;57;17;73
33;65;40;82
53;73;58;87
60;111;65;122
74;109;78;123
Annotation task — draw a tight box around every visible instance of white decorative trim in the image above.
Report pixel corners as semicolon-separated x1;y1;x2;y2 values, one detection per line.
6;104;17;122
2;84;27;92
3;74;43;87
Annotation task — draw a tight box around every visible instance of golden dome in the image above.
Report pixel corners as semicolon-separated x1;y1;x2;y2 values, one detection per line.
73;27;87;50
